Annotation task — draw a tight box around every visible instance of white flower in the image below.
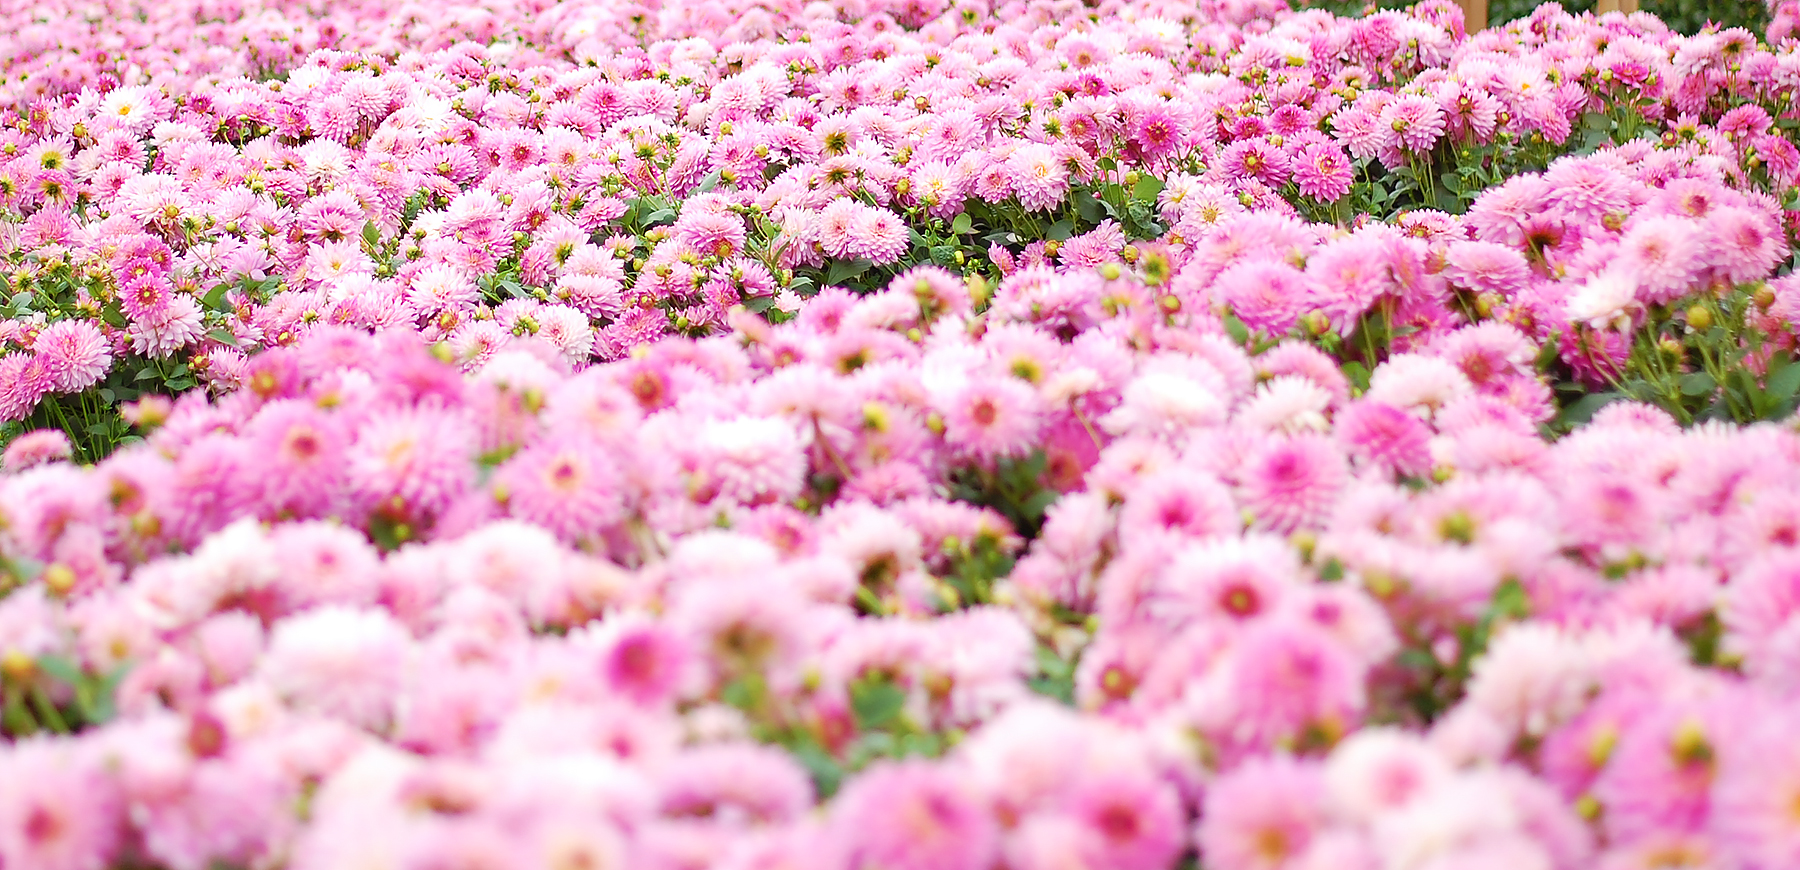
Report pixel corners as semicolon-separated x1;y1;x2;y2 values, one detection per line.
1565;267;1639;330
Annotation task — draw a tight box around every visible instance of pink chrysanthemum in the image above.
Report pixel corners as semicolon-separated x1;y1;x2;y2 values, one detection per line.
1118;473;1239;547
832;760;997;870
1617;216;1705;306
494;433;626;542
347;405;477;525
246;399;348;520
1442;240;1531;297
1198;755;1329;870
0;739;123;870
1291;142;1354;201
939;376;1043;462
1705;204;1786;285
1215;260;1319;337
2;429;73;472
1335;399;1433;479
1715;706;1800;869
32;321;111;394
259;605;411;733
848;206;911;265
1061;770;1186;870
817;199;860;259
592;614;692;707
1379;94;1447;154
1237;433;1348;533
1226;617;1366;745
0;353;51;423
1131;107;1188;161
1591;701;1731;845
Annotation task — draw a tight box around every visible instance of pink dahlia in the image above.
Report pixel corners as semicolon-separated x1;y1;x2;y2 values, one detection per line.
494;434;626;543
832;760;997;870
1198;755;1329;870
939;376;1044;462
1237;434;1348;533
0;740;123;870
32;321;111;394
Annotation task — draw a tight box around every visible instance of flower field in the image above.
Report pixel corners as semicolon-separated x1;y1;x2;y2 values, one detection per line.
7;0;1800;866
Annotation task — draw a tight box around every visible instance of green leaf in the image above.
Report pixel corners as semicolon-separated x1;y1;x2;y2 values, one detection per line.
1769;359;1800;403
824;258;872;287
1046;219;1074;241
200;283;233;312
32;655;82;686
786;737;844;798
1554;390;1621;430
1070;188;1104;224
1223;313;1250;346
849;678;906;729
207;328;239;346
950;213;974;236
1131;174;1164;203
361;221;381;248
1680;371;1717;397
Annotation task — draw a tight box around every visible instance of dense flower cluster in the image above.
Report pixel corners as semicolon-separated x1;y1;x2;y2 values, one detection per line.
6;0;1800;869
0;246;1795;868
2;0;1800;437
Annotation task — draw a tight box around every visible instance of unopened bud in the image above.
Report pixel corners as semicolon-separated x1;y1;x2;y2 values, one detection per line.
42;564;75;597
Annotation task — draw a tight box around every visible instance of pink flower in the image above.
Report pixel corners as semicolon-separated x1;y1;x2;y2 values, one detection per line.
1335;400;1433;479
493;434;626;543
259;605;412;733
1592;699;1735;844
938;376;1043;462
1216;260;1319;337
0;739;123;870
2;429;73;471
0;352;51;422
1226;617;1366;745
1291;142;1354;201
347;405;476;527
1715;704;1800;869
1237;434;1347;533
848;206;911;265
32;321;111;394
589;612;693;707
1378;94;1446;154
832;760;997;870
1616;216;1705;305
244;399;349;520
1198;755;1329;870
1058;769;1186;870
1704;204;1786;285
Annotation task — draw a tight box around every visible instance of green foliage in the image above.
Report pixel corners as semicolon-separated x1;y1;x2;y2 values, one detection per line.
1489;0;1768;34
1297;0;1768;35
946;450;1061;540
788;173;1169;298
722;670;952;800
1551;286;1800;430
1026;643;1078;704
1;652;130;738
1384;578;1531;725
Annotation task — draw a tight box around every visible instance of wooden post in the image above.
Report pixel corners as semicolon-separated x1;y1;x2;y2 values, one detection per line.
1459;0;1487;33
1596;0;1639;13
